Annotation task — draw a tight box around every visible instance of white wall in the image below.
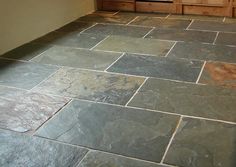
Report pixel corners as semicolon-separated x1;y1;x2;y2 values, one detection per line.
0;0;96;54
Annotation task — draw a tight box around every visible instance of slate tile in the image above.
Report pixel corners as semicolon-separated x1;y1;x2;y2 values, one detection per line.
94;36;174;56
215;32;236;46
168;42;236;63
224;18;236;23
56;22;95;33
0;59;58;89
128;78;236;122
164;118;236;167
36;100;180;163
107;53;203;82
129;16;163;27
31;46;122;70
83;24;152;38
146;29;217;43
33;67;144;105
116;11;168;17
199;62;236;89
168;14;224;21
0;129;88;167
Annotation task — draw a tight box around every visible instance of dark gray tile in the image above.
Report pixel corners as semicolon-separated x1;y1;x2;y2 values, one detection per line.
34;32;107;49
0;129;88;167
83;24;152;38
107;53;203;82
215;32;236;46
0;59;58;89
0;85;69;133
129;17;163;27
146;29;217;43
168;42;236;63
1;43;51;61
36;100;180;163
56;22;95;33
189;20;236;32
164;118;236;167
94;36;174;56
33;67;144;105
78;151;168;167
128;78;236;122
168;14;224;22
31;46;122;70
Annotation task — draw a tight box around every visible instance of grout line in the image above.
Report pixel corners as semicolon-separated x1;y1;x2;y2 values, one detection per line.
142;27;155;38
79;23;98;34
125;77;149;107
29;48;52;61
164;41;177;57
75;151;90;167
113;10;120;16
160;116;183;164
126;16;139;25
104;53;125;72
186;19;194;30
187;28;236;34
90;35;110;50
223;17;226;22
196;61;206;84
165;14;171;19
213;31;220;45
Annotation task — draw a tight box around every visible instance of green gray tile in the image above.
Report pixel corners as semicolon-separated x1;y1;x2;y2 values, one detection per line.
0;59;58;89
107;53;203;82
94;36;175;56
33;67;144;105
189;20;236;32
78;151;168;167
146;29;217;43
164;118;236;167
31;46;122;70
215;32;236;46
56;21;95;33
168;42;236;63
128;78;236;122
0;129;88;167
1;43;51;61
36;100;180;163
168;14;224;21
129;16;163;27
83;24;152;38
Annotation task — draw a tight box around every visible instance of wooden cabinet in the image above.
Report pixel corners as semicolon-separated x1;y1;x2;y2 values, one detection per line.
101;0;135;11
181;0;228;6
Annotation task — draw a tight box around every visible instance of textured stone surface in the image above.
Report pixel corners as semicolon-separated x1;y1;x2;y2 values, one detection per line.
164;118;236;167
215;32;236;46
128;78;236;122
36;100;180;163
33;67;144;105
168;14;224;21
56;21;95;33
0;129;88;167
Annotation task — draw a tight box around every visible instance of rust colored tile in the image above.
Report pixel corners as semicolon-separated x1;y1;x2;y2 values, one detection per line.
199;62;236;89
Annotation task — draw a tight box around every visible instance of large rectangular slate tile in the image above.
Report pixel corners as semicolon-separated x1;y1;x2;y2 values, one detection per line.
168;42;236;63
36;100;180;163
0;43;51;61
94;36;175;56
128;78;236;122
107;53;203;82
33;67;144;105
31;46;122;70
0;59;58;89
78;151;168;167
146;29;217;43
199;62;236;89
168;14;224;22
0;129;88;167
34;31;107;49
215;32;236;46
0;85;69;133
189;20;236;32
164;118;236;167
56;21;95;33
116;11;168;17
83;24;152;38
225;18;236;23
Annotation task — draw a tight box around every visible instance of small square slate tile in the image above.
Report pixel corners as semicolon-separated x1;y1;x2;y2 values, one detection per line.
199;62;236;89
83;24;152;38
168;42;236;63
0;85;69;133
94;36;175;56
0;59;58;89
78;151;168;167
128;78;236;122
1;43;51;61
107;53;203;82
146;29;217;43
215;32;236;46
36;100;180;163
56;21;95;33
34;31;107;49
189;20;236;32
0;129;88;167
31;46;122;70
168;14;224;22
164;118;236;167
33;67;144;105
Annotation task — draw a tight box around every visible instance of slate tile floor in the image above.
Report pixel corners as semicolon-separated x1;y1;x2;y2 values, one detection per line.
0;11;236;167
